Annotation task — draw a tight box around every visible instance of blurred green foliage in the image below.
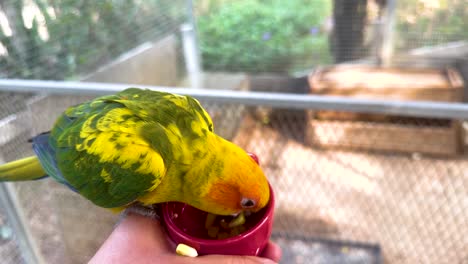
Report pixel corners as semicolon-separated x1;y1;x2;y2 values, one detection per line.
1;0;466;79
396;0;468;50
0;0;184;79
197;0;332;73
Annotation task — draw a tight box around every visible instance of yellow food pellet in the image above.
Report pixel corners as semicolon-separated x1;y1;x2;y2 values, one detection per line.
228;212;246;228
217;232;230;239
205;212;250;240
176;243;198;257
219;219;229;229
207;226;220;238
205;213;217;229
229;227;240;237
238;225;247;233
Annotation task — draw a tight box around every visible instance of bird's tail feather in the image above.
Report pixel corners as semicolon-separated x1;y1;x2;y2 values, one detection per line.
0;156;47;181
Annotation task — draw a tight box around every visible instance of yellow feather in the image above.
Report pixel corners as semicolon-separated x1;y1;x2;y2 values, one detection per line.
77;108;166;184
165;123;193;164
100;169;112;183
190;120;205;137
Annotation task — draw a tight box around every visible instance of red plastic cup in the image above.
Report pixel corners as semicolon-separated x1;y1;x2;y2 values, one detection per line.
161;183;275;256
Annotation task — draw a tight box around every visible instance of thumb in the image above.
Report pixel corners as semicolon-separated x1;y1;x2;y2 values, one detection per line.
192;255;277;264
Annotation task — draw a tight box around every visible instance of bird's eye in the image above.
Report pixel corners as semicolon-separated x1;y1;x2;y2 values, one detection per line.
241;198;256;208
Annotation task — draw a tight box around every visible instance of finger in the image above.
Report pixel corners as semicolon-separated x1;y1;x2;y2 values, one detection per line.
260;241;282;262
173;243;281;264
174;254;278;264
89;213;170;263
118;213;172;253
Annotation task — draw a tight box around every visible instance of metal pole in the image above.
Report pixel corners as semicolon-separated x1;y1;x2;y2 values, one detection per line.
186;0;202;68
182;0;202;88
380;0;396;66
0;79;467;120
0;182;44;264
181;23;202;89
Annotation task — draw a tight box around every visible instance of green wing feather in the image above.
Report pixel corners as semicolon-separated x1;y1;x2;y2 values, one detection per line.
49;88;213;208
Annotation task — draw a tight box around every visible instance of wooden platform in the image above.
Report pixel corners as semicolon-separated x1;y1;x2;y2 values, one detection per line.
307;114;463;156
306;65;465;156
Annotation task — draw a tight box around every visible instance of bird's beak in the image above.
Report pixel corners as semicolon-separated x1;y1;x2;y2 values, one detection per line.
231;210;252;217
231;211;241;217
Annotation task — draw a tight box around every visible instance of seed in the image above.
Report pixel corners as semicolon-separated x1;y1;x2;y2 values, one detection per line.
217;232;230;239
207;226;220;238
205;213;217;229
228;212;246;228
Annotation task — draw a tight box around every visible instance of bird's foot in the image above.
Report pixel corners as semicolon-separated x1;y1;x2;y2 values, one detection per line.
122;203;160;221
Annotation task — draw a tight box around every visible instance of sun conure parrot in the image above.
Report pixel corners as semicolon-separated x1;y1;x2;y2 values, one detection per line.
0;88;270;217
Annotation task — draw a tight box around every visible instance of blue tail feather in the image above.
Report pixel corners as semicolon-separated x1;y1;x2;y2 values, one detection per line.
32;133;78;192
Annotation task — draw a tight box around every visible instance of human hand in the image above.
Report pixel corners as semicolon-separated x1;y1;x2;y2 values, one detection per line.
90;213;282;263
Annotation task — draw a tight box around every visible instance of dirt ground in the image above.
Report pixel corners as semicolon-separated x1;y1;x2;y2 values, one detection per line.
232;116;468;264
0;114;467;264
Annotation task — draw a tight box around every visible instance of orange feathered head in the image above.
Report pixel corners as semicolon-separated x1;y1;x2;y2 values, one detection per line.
187;136;270;216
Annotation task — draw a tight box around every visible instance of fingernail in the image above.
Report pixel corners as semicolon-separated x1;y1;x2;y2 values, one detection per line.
260;258;277;264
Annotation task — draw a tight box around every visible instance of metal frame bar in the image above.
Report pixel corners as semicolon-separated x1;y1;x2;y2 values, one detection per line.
0;79;467;120
379;0;396;66
0;183;44;264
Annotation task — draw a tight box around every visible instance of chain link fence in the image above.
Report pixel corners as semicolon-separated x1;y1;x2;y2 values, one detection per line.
394;0;468;53
1;1;467;78
0;0;188;81
0;84;467;264
194;0;468;74
0;1;467;264
0;207;24;264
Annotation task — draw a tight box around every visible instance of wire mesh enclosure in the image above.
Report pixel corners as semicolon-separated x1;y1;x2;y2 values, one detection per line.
395;0;468;52
194;0;468;73
0;85;467;264
0;191;25;264
0;0;467;264
0;0;188;81
0;1;467;79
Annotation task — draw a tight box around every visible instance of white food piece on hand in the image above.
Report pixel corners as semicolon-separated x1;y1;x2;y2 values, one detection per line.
176;243;198;257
